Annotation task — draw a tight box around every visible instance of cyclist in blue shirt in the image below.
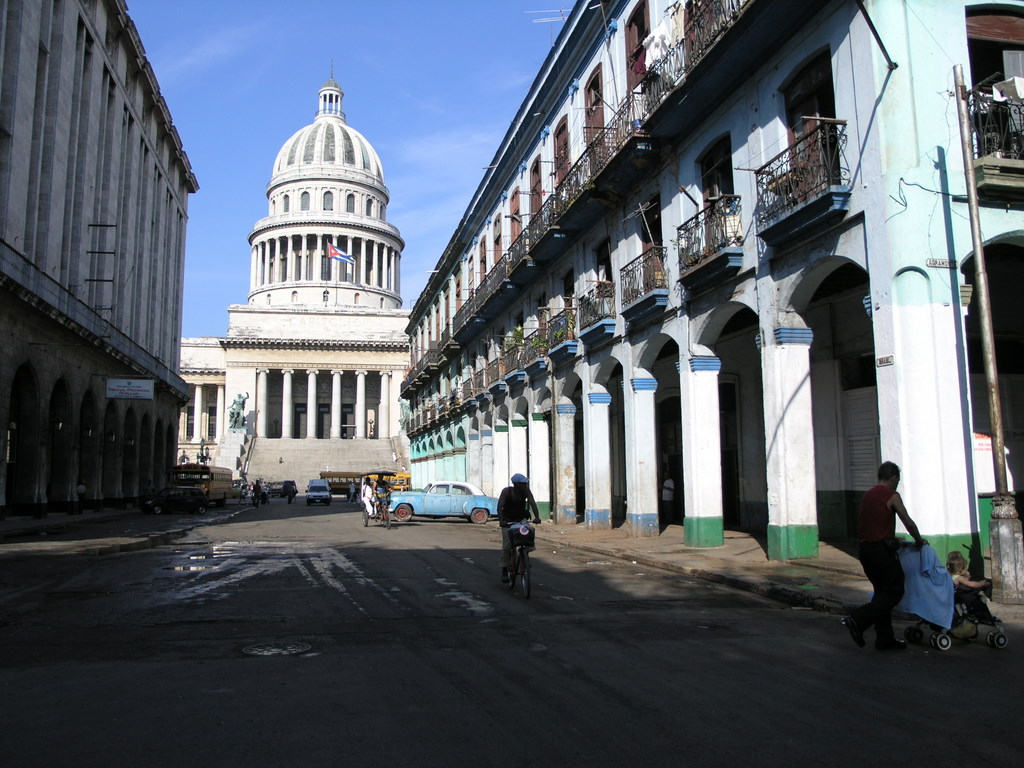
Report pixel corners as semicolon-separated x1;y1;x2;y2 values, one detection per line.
497;473;540;583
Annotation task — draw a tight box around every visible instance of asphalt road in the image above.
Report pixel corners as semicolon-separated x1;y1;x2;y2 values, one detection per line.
1;500;1021;768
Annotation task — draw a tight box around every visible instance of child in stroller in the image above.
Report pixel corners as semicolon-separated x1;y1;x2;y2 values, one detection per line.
945;551;1005;647
898;545;1008;650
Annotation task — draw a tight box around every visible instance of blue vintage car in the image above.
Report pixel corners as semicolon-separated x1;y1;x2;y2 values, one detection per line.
389;481;498;524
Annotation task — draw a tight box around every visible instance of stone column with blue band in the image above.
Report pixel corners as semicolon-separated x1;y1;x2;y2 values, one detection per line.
626;377;660;536
584;391;613;529
683;356;725;547
554;403;577;524
763;327;818;559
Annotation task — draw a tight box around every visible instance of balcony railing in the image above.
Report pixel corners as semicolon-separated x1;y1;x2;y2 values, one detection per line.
486;358;505;386
502;343;530;375
452;288;476;334
545;306;577;348
677;195;743;270
472;369;487;397
969;88;1024;160
620;246;668;307
461;378;474;402
578;281;616;330
685;0;746;68
755;119;849;225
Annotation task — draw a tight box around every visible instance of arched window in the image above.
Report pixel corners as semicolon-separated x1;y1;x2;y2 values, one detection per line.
365;198;373;216
282;194;290;213
291;291;298;303
271;200;276;215
323;191;334;210
266;293;272;304
300;191;310;211
346;193;356;213
354;292;361;305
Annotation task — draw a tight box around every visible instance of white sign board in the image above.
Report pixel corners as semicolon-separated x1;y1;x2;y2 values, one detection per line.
106;378;154;400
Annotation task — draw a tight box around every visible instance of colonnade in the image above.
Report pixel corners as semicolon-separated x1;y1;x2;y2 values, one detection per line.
251;231;399;293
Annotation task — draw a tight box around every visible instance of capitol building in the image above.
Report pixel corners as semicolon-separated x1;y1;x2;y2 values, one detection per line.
179;78;410;479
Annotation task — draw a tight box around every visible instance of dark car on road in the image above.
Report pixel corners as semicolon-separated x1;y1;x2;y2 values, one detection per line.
140;486;209;515
271;480;297;498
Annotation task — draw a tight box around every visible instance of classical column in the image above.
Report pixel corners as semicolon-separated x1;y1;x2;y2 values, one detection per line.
479;428;494;496
761;328;818;560
331;371;342;439
306;370;318;439
682;357;725;547
528;412;551;519
215;385;225;440
553;404;577;524
379;371;391;439
493;421;510;497
191;385;204;442
281;370;294;439
256;369;269;437
355;370;366;438
624;377;659;537
584;391;613;530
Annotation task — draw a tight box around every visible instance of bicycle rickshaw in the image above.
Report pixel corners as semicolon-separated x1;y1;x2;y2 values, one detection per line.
359;470;398;529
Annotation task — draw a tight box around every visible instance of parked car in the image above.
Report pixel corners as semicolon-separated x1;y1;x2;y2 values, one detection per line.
141;486;209;515
388;481;497;524
305;479;332;506
273;480;297;498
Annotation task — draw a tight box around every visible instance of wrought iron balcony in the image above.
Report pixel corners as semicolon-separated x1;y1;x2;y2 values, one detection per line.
969;87;1024;200
755;119;851;245
685;0;746;69
621;246;668;307
678;195;742;269
545;306;576;349
466;369;487;399
578;281;616;331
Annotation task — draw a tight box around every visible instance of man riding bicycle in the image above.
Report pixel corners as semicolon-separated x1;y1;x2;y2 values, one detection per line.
497;473;541;583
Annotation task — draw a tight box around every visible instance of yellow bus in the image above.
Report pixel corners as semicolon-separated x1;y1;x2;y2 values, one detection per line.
170;464;234;507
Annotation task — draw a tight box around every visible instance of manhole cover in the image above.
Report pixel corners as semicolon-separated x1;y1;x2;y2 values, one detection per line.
242;642;312;657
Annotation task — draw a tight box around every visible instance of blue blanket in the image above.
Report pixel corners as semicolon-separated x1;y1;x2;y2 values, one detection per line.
897;544;954;629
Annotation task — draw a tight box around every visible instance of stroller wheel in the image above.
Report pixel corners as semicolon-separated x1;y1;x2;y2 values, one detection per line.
987;630;1008;649
931;633;952;651
905;626;925;644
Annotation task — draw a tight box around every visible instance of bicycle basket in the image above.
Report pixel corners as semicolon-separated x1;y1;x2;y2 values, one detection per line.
508;524;535;547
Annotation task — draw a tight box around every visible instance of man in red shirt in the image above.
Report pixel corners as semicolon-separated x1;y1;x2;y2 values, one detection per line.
842;461;926;651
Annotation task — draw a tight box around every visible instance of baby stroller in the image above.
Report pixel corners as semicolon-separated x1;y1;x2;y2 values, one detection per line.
947;585;1007;648
897;544;1008;651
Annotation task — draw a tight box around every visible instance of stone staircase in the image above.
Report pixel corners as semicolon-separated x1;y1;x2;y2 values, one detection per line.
245;437;404;485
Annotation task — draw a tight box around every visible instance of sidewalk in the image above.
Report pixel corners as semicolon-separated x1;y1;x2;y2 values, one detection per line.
533;522;1024;624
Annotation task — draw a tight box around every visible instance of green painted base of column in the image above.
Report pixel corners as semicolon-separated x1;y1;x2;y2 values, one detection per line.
768;524;819;561
684;516;724;548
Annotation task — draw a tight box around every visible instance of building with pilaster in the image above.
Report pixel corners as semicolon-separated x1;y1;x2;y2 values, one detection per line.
180;79;409;479
401;0;1024;561
1;0;198;515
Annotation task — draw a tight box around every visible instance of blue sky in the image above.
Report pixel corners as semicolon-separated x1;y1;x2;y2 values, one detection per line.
127;0;566;337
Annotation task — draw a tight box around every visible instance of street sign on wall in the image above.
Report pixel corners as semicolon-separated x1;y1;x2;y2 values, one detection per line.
106;378;154;400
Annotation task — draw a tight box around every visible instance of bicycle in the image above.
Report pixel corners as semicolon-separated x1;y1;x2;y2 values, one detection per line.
375;492;391;530
505;521;539;598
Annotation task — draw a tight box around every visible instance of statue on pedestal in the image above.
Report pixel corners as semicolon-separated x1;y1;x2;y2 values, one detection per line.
228;392;249;430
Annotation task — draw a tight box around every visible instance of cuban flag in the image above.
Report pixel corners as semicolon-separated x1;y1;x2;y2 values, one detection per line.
327;242;354;264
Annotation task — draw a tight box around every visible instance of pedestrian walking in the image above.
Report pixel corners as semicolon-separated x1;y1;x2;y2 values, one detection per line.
842;461;926;651
75;478;86;515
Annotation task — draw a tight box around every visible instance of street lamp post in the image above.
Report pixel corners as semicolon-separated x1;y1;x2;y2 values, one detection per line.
953;64;1023;603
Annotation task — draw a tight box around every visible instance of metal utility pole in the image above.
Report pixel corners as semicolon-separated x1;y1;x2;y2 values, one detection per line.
953;64;1023;603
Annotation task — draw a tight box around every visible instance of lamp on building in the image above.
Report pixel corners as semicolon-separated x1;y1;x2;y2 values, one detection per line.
179;452;190;465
